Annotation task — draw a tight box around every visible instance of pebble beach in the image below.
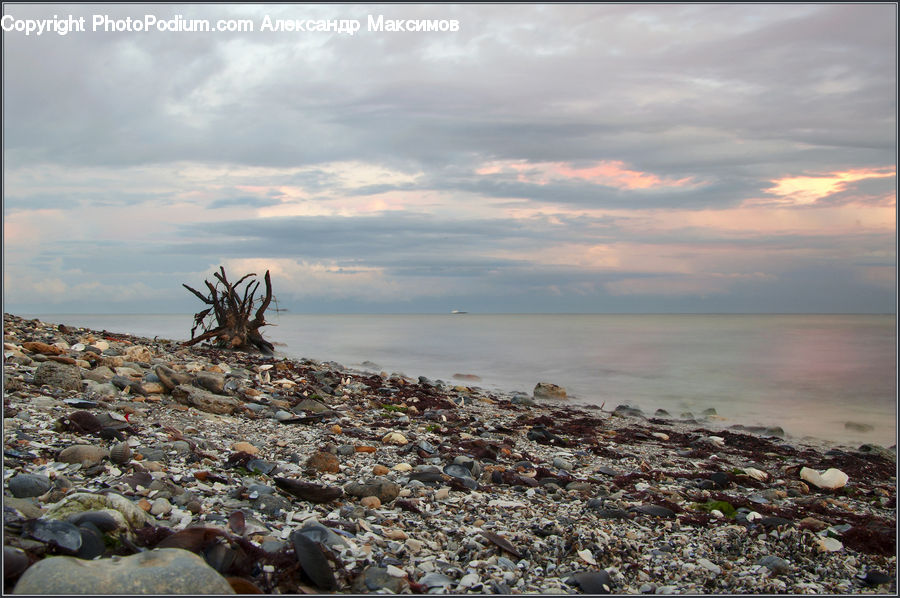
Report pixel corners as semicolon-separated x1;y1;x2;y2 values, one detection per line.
2;312;896;594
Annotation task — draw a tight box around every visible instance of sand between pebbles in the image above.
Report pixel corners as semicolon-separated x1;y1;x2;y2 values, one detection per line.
2;313;896;594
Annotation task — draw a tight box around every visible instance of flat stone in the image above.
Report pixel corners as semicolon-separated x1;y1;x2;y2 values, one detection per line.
172;384;241;415
12;548;235;594
8;473;52;498
231;441;260;455
697;558;721;575
344;477;400;503
757;555;790;575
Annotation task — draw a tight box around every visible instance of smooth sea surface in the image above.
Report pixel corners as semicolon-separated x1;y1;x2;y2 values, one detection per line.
21;313;897;448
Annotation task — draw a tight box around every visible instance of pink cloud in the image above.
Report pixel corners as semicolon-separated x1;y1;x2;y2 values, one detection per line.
476;159;699;190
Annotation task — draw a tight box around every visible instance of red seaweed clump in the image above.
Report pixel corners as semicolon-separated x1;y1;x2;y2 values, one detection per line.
840;523;896;556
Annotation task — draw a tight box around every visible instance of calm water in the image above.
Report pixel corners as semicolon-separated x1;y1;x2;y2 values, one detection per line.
22;313;897;447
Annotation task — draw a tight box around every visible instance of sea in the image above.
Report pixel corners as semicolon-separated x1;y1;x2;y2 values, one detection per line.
18;313;897;448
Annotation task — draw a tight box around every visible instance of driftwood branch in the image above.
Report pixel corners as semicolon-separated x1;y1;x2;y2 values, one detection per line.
181;267;276;354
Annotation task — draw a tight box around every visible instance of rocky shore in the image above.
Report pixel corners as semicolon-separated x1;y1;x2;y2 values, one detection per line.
3;313;896;594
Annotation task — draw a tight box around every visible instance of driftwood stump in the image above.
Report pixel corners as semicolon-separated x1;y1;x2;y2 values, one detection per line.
182;266;275;354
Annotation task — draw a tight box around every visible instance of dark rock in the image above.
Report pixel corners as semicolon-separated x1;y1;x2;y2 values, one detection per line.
75;523;106;560
290;531;336;591
8;473;52;498
246;459;276;475
3;546;30;580
595;466;621;477
480;531;522;559
708;472;731;489
274;478;343;503
23;519;82;553
452;456;482;478
860;570;892;587
252;494;292;517
757;516;792;528
67;511;120;533
630;505;676;518
443;464;474;479
570;570;613;594
613;404;644;418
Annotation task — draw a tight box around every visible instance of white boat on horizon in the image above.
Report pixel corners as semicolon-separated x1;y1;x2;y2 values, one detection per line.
450;309;468;314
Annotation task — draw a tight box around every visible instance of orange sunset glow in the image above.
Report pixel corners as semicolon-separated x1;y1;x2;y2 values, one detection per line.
767;167;896;205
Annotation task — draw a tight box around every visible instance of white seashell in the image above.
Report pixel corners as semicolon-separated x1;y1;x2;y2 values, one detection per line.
71;343;85;352
258;364;274;371
708;436;725;447
800;467;849;490
711;509;724;518
746;511;762;522
577;549;597;565
743;467;768;481
652;432;670;441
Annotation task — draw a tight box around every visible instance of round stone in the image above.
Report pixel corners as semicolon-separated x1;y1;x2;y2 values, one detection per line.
11;548;235;594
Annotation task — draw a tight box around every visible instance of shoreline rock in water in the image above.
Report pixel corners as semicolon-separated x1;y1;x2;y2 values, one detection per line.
2;313;896;594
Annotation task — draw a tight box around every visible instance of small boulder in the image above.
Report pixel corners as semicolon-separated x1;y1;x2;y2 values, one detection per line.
306;451;340;473
123;345;153;363
33;361;82;391
57;445;108;467
533;382;567;400
12;548;235;594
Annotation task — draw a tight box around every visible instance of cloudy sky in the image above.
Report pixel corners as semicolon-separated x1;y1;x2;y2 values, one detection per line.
3;3;896;314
